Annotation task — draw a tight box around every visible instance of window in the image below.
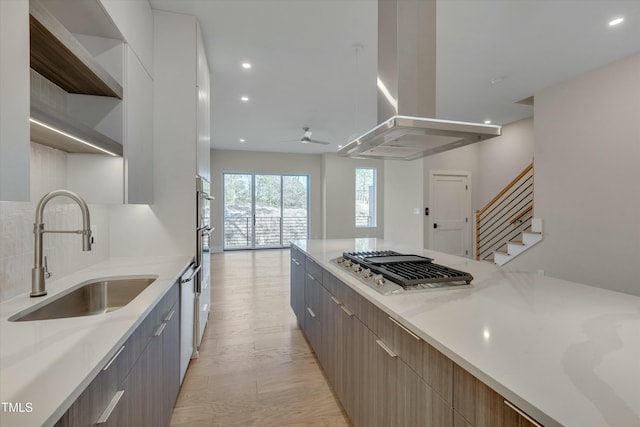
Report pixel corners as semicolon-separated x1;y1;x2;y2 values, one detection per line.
355;167;377;228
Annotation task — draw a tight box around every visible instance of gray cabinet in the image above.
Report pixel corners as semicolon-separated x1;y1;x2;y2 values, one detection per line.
54;281;180;427
453;364;543;427
303;267;322;355
290;247;305;326
290;249;540;427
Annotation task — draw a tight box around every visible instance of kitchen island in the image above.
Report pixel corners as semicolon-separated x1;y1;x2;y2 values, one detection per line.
291;238;640;427
0;255;192;427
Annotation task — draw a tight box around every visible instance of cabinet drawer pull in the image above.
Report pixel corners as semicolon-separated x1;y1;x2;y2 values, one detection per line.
180;265;201;284
153;322;167;337
376;339;398;358
292;258;300;266
306;273;316;281
388;316;421;341
102;345;125;371
504;400;542;427
306;307;316;318
340;305;354;317
164;309;175;322
96;390;125;424
330;296;341;306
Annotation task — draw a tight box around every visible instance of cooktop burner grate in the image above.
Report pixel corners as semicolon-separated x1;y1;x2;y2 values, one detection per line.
341;250;473;289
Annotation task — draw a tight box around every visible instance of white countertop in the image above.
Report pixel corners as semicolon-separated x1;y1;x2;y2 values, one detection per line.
0;255;193;427
293;238;640;427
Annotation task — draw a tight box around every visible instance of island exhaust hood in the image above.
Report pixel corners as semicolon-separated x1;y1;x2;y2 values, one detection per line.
337;0;501;161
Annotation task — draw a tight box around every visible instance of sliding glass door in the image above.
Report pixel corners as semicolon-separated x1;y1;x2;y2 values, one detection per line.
223;173;309;249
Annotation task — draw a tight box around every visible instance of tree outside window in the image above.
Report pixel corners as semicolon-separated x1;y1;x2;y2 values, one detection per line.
355;168;376;228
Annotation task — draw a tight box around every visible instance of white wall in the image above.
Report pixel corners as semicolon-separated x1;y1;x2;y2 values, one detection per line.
210;149;323;251
0;143;110;302
323;154;384;239
476;117;534;207
383;159;423;249
507;54;640;296
109;10;197;258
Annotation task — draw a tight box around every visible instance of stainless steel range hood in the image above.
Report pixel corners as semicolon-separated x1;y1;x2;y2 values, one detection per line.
337;0;501;160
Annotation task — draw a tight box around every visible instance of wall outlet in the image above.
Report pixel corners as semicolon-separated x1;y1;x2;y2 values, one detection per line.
537;269;545;276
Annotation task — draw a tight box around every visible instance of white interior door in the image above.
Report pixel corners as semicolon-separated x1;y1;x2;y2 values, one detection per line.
431;173;470;257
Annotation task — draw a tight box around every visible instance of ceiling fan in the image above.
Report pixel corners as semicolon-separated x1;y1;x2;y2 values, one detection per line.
291;127;330;145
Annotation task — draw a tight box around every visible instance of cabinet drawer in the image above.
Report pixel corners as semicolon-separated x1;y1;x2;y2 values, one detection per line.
323;270;337;295
424;341;453;404
355;293;379;335
334;277;357;314
305;256;323;282
304;271;322;313
290;246;305;265
376;313;424;378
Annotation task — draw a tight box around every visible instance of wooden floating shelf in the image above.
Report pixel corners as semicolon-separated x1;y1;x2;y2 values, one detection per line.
29;0;123;99
31;98;123;156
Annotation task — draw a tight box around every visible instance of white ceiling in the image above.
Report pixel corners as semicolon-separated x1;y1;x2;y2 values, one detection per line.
149;0;640;155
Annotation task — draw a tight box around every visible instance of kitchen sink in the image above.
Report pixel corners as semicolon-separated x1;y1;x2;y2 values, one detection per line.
9;276;158;322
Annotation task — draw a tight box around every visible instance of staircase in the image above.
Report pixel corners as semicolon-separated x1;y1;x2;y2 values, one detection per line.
493;218;543;266
476;163;543;265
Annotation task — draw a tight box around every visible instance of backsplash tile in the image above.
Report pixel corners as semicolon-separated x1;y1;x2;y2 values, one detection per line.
0;143;109;302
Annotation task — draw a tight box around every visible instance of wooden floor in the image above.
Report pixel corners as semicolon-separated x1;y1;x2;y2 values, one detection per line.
170;249;351;427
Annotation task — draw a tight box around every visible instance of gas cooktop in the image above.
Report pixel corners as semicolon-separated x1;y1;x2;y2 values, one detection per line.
332;250;473;295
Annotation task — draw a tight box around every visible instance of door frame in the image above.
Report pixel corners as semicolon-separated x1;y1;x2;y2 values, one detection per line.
428;170;472;258
222;172;310;250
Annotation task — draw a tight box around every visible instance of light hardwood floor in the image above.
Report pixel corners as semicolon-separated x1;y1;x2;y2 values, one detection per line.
170;249;351;427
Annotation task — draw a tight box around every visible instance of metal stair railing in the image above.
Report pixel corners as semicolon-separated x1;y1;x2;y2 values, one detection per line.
476;163;534;261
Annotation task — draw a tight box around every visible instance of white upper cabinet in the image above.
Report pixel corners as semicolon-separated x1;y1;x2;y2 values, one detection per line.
0;0;32;202
99;0;153;77
124;46;153;204
196;24;211;180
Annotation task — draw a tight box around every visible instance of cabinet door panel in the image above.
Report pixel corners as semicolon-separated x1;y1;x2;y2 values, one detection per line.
370;335;398;427
0;0;30;201
425;341;454;403
453;364;477;424
290;252;305;325
397;360;427;427
503;401;542;427
476;381;504;427
124;46;153;204
162;302;181;425
53;371;108;427
455;409;473;427
429;385;454;427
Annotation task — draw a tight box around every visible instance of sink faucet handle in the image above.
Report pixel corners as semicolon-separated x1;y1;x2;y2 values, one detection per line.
44;256;52;279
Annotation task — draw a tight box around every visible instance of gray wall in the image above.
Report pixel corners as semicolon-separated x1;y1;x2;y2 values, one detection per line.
384;158;423;249
476;118;535;207
322;154;384;239
421;118;535;253
507;54;640;296
210;149;323;250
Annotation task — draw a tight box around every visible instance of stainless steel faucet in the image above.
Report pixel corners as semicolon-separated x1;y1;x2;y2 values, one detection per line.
31;190;92;297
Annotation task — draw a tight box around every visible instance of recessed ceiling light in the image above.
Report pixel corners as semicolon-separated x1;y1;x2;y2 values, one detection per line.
609;17;624;26
337;145;343;149
241;62;252;69
241;96;249;102
239;139;245;143
484;120;492;124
